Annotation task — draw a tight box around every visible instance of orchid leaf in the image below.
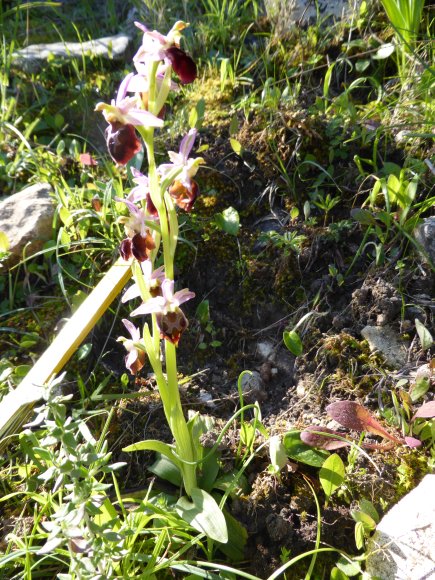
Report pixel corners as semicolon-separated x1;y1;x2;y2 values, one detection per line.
326;401;401;443
148;453;183;487
412;401;435;420
301;426;350;450
122;439;182;471
217;508;247;561
284;431;330;467
319;453;345;503
175;488;228;543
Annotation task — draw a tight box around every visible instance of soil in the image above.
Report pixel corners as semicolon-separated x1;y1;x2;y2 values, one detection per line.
101;117;434;576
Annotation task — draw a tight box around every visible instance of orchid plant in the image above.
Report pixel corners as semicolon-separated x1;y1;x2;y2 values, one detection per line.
95;21;227;540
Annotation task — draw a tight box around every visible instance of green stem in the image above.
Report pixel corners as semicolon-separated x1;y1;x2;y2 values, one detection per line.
136;71;196;496
165;340;197;495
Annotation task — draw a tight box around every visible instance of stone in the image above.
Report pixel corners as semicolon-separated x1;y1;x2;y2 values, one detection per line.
361;325;408;369
366;474;435;580
240;370;267;402
256;340;276;361
414;216;435;265
0;183;55;270
12;33;131;74
264;0;360;30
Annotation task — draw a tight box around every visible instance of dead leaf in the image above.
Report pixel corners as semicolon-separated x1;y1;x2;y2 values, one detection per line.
326;401;401;443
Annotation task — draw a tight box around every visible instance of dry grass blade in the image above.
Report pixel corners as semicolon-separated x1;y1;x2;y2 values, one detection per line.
0;259;132;451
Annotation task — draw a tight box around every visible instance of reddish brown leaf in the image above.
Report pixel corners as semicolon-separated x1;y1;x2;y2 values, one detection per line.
326;401;401;443
412;401;435;420
300;426;350;450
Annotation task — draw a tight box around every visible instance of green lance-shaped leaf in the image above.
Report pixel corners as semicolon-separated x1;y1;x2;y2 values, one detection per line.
123;439;183;472
319;453;345;503
175;487;228;543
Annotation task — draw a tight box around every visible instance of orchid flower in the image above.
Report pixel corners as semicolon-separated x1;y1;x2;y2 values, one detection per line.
115;197;157;262
126;67;179;117
117;319;146;375
158;128;204;211
122;262;165;303
131;278;195;345
134;21;197;85
127;168;158;216
95;73;163;165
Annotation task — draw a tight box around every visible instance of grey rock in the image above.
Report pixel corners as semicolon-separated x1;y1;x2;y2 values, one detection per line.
414;217;435;265
361;325;408;369
240;370;267;402
0;183;55;270
13;33;131;74
366;474;435;580
264;0;360;29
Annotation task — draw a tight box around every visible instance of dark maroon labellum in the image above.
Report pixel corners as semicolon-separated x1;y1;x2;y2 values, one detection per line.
165;47;197;85
156;309;188;345
106;122;142;165
131;232;156;262
120;238;133;261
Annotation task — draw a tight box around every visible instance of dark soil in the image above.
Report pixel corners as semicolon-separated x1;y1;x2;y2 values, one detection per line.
102;119;434;576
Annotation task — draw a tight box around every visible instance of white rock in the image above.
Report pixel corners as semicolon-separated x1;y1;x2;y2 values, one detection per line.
366;474;435;580
198;389;215;407
12;34;131;73
256;340;275;361
361;325;408;369
296;380;306;397
264;0;360;29
0;183;55;269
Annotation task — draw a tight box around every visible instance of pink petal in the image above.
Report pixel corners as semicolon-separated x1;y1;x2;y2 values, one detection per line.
122;318;139;340
412;401;435;420
173;288;195;306
122;283;141;303
116;73;135;104
124;109;164;127
134;21;149;33
127;74;149;93
161;279;175;301
179;128;198;160
126;349;138;372
131;296;166;316
405;436;422;448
